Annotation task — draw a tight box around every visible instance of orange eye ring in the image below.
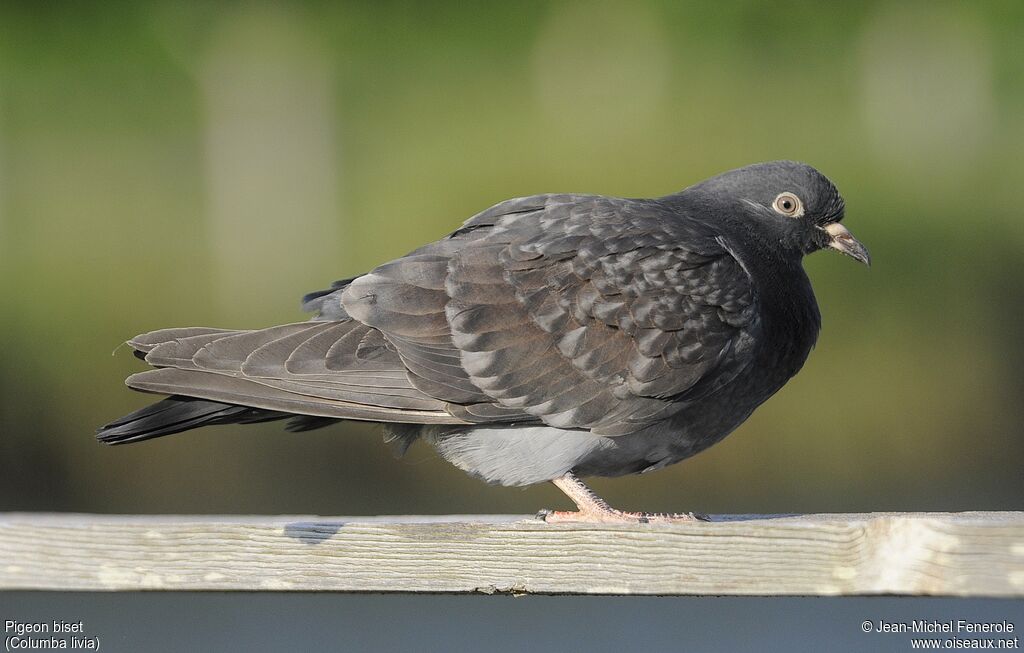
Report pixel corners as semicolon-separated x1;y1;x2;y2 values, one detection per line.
772;192;804;217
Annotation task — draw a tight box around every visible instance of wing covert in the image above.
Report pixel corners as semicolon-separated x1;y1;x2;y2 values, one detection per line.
344;194;762;435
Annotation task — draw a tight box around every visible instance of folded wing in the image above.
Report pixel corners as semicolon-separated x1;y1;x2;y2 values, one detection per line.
123;321;467;424
343;194;762;436
111;194;760;437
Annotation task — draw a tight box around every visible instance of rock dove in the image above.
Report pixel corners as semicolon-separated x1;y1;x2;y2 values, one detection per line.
98;160;868;522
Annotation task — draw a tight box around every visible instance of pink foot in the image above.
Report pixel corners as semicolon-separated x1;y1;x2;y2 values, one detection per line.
543;472;710;524
539;509;709;524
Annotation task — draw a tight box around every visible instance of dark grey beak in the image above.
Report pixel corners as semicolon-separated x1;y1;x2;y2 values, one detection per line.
823;223;870;266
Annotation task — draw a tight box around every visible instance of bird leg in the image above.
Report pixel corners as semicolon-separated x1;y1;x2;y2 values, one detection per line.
540;472;708;523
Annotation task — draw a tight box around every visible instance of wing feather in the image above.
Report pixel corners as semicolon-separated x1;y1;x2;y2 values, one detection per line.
342;194;761;435
121;193;759;435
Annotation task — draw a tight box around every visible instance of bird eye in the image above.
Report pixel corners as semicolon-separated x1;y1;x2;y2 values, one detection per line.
772;192;804;217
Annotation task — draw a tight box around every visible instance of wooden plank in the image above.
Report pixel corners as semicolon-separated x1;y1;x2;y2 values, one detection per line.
1;512;1021;595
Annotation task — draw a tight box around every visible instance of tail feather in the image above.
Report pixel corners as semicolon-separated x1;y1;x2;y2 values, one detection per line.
284;415;343;432
99;318;467;445
96;396;288;445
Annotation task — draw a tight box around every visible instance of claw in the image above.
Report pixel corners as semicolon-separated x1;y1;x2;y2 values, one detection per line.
543;472;709;524
541;508;707;524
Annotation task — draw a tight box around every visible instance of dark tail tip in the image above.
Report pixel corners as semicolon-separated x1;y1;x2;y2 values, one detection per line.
97;396;287;444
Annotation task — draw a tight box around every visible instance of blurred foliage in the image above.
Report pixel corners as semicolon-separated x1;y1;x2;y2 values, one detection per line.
0;1;1021;515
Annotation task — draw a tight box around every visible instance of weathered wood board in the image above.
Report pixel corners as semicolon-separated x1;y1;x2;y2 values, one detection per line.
1;512;1021;595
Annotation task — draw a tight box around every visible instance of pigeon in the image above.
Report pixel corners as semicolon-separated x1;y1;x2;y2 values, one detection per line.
98;160;868;523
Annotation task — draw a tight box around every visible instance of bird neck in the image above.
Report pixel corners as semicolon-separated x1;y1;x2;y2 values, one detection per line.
720;227;823;372
661;191;822;369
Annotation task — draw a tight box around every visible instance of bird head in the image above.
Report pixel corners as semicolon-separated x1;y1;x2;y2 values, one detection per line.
689;160;870;266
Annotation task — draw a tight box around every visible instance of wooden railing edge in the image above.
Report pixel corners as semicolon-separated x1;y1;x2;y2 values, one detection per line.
2;511;1021;596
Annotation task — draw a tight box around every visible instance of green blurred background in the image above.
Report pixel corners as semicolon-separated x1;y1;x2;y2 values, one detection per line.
0;1;1021;517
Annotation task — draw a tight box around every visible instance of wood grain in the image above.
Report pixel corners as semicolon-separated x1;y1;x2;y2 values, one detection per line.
1;512;1021;595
